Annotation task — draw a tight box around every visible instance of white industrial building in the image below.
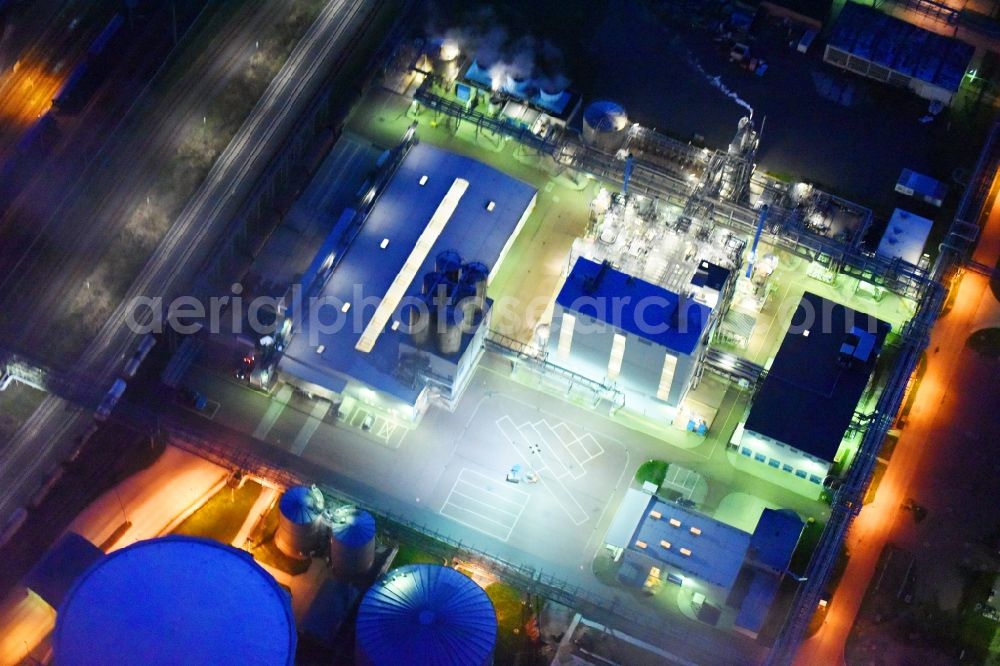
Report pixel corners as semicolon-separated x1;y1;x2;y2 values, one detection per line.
546;188;743;420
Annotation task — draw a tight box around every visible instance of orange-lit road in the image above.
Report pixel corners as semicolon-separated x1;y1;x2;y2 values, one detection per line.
0;1;100;152
794;188;1000;665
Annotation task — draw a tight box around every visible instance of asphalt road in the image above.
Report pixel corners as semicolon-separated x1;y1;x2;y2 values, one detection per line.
794;180;1000;665
0;0;376;526
0;0;110;150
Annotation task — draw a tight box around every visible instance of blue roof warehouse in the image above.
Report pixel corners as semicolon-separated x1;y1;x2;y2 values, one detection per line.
279;138;537;420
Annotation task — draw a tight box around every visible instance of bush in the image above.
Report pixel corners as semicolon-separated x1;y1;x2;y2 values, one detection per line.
635;460;668;488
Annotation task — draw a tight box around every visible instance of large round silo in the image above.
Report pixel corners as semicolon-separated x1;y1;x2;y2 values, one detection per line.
462;261;489;315
356;564;497;666
276;484;325;558
422;271;445;295
583;100;629;153
453;281;479;325
54;536;296;666
328;507;376;576
405;295;434;347
436;305;465;356
435;250;463;281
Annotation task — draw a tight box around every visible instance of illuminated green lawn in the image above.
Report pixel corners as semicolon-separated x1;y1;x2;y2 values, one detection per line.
173;480;262;544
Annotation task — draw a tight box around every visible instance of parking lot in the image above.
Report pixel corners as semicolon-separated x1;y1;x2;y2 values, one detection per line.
439;468;530;542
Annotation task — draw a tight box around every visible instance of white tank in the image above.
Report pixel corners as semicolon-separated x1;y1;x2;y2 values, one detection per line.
276;485;325;558
328;508;376;577
583;100;629;153
503;72;532;97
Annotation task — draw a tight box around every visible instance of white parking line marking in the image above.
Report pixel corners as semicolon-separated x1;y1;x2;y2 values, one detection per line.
290;399;330;455
576;432;605;459
497;418;589;526
449;488;523;518
454;480;526;514
253;384;292;440
552;421;576;446
439;468;530;542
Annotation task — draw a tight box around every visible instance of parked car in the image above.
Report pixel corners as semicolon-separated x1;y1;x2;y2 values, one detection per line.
179;386;208;411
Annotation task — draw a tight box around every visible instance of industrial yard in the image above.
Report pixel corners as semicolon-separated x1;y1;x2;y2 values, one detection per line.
1;0;999;664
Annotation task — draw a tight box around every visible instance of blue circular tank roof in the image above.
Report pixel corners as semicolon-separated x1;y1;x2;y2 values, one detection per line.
331;509;376;548
584;100;628;132
462;262;489;283
356;564;497;666
280;485;324;525
54;536;295;666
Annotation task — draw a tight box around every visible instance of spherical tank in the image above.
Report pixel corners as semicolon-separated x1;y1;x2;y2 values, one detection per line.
355;564;497;666
54;536;295;666
276;484;325;558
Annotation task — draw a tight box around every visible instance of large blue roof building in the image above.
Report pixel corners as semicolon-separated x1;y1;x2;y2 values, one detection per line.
279;139;536;420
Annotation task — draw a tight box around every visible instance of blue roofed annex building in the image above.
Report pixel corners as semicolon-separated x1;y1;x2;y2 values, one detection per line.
605;488;803;637
277;136;537;420
732;292;892;498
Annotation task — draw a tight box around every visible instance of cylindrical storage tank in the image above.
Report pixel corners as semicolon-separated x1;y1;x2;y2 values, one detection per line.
422;271;445;295
276;485;324;558
433;50;459;85
328;507;376;577
356;564;497;666
453;281;479;325
406;295;434;347
436;306;464;356
54;536;296;665
582;100;629;153
537;81;566;107
467;56;495;85
462;261;489;314
435;250;463;281
503;72;531;97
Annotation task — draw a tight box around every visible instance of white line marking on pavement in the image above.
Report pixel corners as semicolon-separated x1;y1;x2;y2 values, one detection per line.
252;384;292;440
290;399;330;455
439;468;530;542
